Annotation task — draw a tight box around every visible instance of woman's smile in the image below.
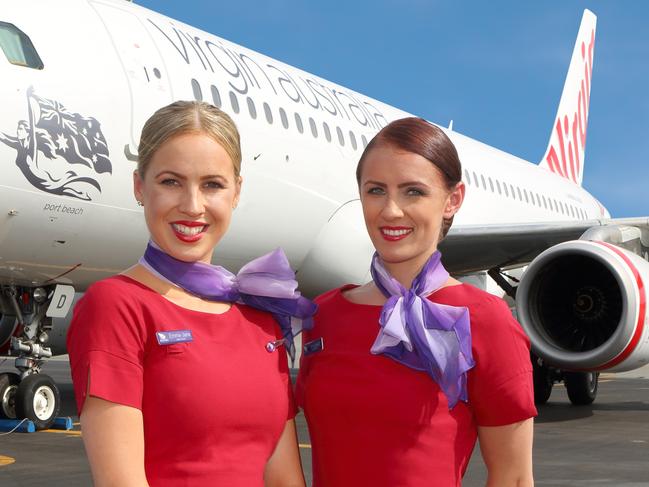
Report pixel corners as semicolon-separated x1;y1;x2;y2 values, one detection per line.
380;226;414;241
170;221;210;242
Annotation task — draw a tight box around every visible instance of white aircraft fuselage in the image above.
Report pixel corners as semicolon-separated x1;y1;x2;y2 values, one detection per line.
0;0;607;294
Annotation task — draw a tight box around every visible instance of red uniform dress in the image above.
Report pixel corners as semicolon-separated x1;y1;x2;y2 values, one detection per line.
67;275;295;487
296;283;537;487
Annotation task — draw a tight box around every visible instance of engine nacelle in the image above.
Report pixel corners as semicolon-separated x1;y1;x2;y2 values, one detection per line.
516;240;649;372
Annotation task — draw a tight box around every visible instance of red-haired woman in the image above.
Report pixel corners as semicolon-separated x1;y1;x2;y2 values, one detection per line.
297;117;536;487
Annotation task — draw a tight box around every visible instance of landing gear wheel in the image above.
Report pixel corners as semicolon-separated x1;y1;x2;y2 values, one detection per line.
0;372;20;419
15;374;60;429
564;371;599;405
532;360;553;405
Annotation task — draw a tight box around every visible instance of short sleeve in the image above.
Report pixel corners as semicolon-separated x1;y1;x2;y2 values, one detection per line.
467;296;537;426
66;279;147;415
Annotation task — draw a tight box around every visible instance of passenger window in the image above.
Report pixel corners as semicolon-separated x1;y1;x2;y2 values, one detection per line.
503;183;509;197
361;135;369;148
517;187;522;201
323;122;332;142
480;175;486;190
295;113;304;134
523;189;529;203
309;117;318;138
509;184;515;198
464;169;471;185
336;127;345;146
495;180;501;194
0;22;44;69
473;172;479;187
210;85;222;108
247;97;257;119
191;79;203;101
229;92;240;114
542;195;548;209
263;102;273;124
279;108;289;129
349;131;358;150
488;177;494;192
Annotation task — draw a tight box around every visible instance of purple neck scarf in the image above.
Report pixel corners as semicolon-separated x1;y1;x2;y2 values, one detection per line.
370;251;475;408
139;241;317;361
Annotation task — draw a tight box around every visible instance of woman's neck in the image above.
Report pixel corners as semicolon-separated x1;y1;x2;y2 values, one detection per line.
381;253;432;290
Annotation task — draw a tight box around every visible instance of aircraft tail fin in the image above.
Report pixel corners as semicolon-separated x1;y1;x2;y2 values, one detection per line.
539;9;597;186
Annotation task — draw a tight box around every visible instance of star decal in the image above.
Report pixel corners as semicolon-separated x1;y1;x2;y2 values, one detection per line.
56;133;68;152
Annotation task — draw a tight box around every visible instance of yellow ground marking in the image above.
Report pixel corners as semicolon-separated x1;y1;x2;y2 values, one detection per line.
43;429;82;436
299;443;311;449
0;455;16;467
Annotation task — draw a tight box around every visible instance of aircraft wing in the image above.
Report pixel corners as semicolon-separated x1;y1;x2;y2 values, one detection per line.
441;217;649;274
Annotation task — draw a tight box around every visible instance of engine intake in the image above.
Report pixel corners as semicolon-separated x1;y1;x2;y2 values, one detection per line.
516;240;649;372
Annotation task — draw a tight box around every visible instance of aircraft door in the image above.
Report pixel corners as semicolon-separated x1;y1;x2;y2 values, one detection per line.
90;1;172;159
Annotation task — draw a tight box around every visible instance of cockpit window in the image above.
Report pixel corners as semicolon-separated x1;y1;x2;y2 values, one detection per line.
0;22;44;69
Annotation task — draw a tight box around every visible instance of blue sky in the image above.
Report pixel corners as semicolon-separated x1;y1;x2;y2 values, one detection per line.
137;1;648;218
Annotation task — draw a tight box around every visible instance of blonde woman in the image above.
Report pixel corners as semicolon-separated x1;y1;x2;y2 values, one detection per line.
68;101;311;487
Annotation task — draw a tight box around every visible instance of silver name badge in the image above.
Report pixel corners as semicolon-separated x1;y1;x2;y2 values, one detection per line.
156;330;193;345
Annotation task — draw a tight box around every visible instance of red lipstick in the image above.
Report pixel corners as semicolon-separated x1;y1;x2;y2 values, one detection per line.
170;221;208;243
380;226;413;242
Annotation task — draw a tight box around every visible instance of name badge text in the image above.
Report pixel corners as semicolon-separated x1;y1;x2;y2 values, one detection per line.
156;330;193;345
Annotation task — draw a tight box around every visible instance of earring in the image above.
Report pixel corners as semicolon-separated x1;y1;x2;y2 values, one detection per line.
137;201;143;207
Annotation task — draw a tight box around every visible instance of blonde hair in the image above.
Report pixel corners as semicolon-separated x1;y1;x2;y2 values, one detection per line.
137;101;241;177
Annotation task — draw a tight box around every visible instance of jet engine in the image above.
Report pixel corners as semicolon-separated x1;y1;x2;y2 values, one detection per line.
516;240;649;373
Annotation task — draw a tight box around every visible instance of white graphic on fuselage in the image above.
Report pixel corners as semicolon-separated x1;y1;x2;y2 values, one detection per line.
0;87;112;201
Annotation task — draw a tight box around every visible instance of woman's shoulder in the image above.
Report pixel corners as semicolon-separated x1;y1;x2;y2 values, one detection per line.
77;275;161;316
314;286;346;305
86;274;141;290
434;283;522;338
83;275;150;301
314;284;373;310
434;282;511;315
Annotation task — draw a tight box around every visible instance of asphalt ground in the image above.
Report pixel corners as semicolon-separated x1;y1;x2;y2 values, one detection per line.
1;358;648;487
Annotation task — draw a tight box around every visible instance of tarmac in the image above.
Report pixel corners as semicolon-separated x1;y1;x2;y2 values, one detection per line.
1;357;648;487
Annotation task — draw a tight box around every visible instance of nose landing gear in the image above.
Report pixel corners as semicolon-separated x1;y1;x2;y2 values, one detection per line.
0;284;73;430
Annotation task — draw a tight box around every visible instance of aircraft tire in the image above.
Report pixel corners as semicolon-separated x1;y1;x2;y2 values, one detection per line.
564;371;598;406
15;374;60;430
532;357;553;405
0;372;20;419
